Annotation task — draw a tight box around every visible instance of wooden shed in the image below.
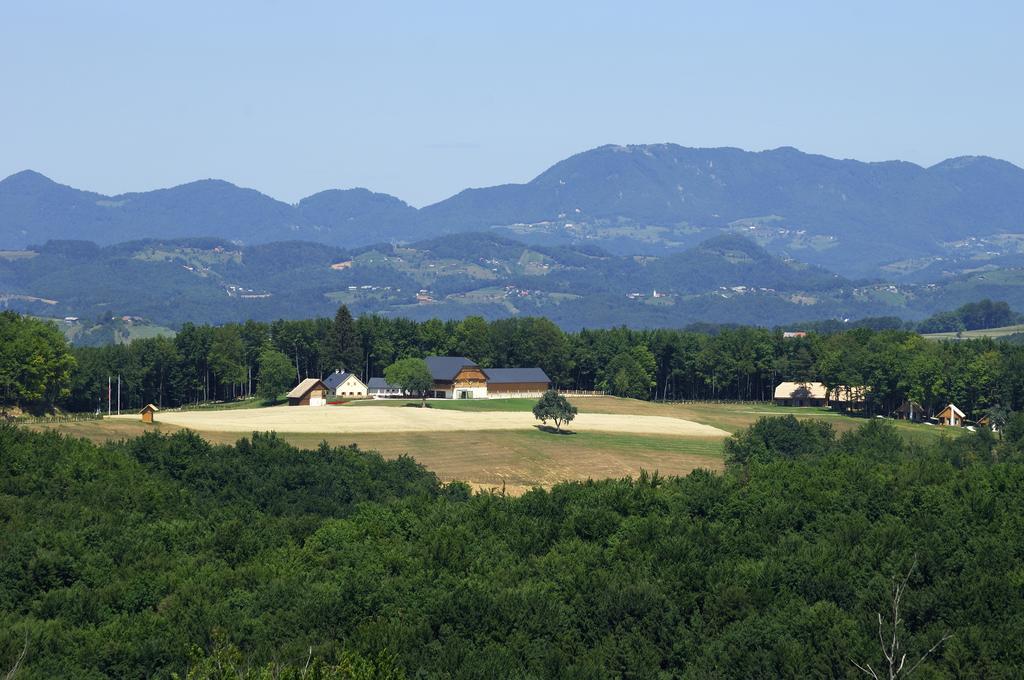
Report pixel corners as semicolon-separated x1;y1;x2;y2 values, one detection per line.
936;403;966;427
140;403;159;423
287;378;329;406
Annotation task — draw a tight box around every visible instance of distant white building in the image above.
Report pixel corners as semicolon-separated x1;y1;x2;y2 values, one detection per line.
368;377;404;398
322;370;367;398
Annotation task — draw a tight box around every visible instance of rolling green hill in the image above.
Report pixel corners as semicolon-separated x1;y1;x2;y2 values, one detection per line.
3;232;1024;333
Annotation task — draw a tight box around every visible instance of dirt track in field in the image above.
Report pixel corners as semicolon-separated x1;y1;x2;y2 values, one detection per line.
110;404;730;437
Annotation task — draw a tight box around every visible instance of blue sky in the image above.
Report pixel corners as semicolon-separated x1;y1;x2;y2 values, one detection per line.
1;1;1021;206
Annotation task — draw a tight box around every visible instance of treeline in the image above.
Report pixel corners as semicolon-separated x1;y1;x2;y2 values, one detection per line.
60;306;1024;420
3;305;1023;419
5;418;1024;676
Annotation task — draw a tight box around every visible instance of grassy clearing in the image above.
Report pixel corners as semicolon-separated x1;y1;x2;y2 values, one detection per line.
922;323;1024;341
28;396;964;493
25;413;724;493
172;397;281;412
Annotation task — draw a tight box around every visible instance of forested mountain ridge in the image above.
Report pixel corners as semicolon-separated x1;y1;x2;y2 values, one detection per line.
3;231;1024;331
5;144;1024;276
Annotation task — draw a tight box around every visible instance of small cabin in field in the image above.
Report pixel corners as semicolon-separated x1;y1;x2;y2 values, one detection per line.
894;400;924;422
773;381;829;407
287;378;329;406
937;403;966;427
139;403;158;423
323;370;367;398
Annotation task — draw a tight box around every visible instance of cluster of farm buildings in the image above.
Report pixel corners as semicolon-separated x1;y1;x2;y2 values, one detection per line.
773;381;994;430
286;356;551;406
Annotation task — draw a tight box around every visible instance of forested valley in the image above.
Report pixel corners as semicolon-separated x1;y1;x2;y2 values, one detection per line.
3;417;1024;677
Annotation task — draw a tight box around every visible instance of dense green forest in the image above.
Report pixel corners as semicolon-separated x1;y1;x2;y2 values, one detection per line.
3;417;1024;677
52;305;1024;421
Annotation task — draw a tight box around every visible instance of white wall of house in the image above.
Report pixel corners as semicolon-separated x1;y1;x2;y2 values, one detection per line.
370;387;403;398
453;386;488;399
333;375;367;398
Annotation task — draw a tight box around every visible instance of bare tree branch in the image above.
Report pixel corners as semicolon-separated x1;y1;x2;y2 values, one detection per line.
852;557;953;679
3;635;28;680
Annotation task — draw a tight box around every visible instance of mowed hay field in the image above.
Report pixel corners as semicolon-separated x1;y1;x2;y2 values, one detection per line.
29;397;957;492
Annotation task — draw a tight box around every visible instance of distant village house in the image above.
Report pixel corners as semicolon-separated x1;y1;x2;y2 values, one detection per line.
323;370;367;398
936;403;966;427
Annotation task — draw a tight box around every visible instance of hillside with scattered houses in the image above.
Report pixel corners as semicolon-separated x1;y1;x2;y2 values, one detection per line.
5;145;1024;277
3;231;1024;331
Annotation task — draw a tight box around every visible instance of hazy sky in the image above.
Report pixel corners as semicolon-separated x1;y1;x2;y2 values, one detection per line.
1;1;1021;206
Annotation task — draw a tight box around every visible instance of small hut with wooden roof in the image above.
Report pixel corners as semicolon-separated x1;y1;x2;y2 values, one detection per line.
287;378;329;406
139;404;159;423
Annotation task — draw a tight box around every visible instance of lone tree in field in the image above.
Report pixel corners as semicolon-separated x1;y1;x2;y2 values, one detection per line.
385;358;434;407
533;389;577;432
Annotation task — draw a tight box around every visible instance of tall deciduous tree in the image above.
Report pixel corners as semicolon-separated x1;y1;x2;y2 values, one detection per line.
208;326;247;399
0;312;75;412
384;358;433;407
257;345;296;402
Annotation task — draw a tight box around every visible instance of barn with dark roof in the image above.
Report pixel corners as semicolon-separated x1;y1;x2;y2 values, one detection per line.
483;367;551;396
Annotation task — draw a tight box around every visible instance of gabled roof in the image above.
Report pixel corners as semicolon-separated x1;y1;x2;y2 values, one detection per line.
773;381;828;400
484;367;551;384
368;377;399;390
425;356;477;381
938;403;966;418
139;403;159;413
323;370;363;391
287;378;327;399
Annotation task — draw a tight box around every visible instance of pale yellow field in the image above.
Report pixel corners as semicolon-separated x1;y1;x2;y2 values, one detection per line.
109;404;729;437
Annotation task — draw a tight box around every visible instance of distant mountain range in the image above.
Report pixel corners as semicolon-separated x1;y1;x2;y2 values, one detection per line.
4;144;1024;277
4;232;1024;335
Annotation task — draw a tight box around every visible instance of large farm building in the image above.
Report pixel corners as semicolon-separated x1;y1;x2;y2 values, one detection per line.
423;356;550;399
